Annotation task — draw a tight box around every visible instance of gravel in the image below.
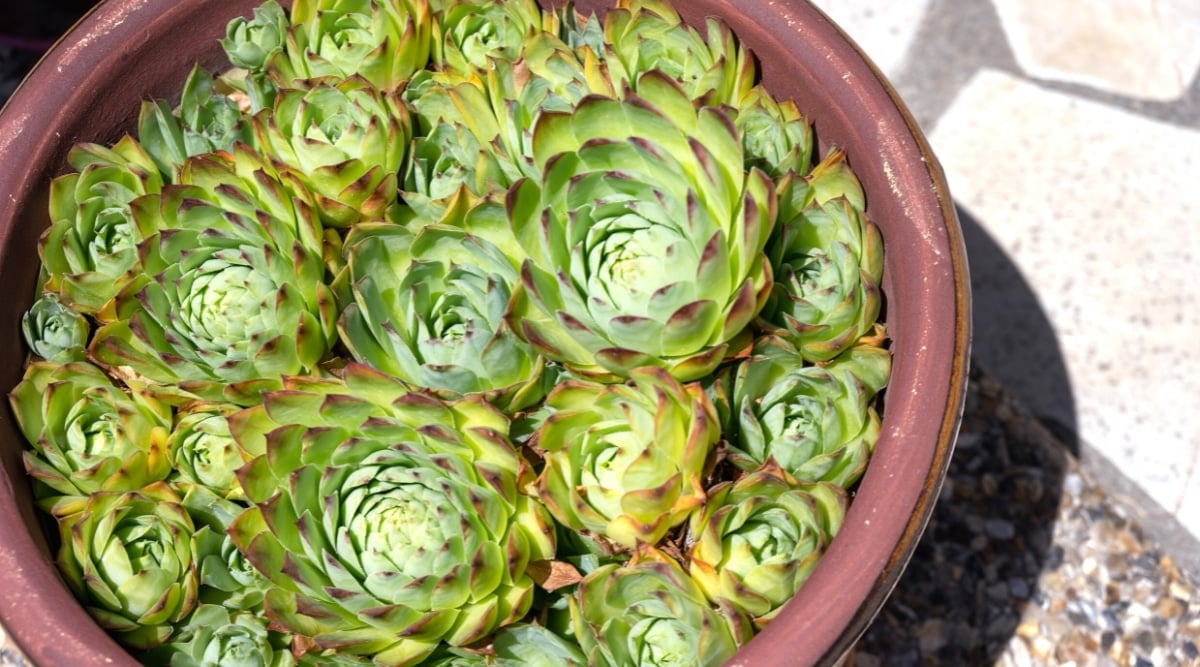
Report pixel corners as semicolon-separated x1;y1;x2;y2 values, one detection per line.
855;363;1200;667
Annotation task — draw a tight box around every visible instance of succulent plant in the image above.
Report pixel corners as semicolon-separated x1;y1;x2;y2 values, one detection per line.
507;72;776;382
138;65;256;179
168;404;248;500
178;483;273;613
400;73;519;221
13;0;896;662
254;76;411;227
597;0;755;106
21;293;90;363
687;461;845;623
9;361;173;516
536;366;718;549
758;149;884;362
431;0;547;77
491;622;587;666
735;84;814;180
337;200;549;411
227;364;555;666
142;603;294;667
570;547;750;667
87;147;337;405
714;338;891;487
40;136;165;314
223;0;290;71
56;483;199;649
270;0;433;91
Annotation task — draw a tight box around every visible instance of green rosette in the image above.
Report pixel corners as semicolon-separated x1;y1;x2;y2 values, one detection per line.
687;461;846;624
57;483;199;649
507;71;775;382
8;360;172;516
88;147;337;406
535;366;717;549
227;363;555;666
569;547;750;667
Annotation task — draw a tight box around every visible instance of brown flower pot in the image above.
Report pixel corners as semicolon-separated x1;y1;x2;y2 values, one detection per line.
0;0;970;665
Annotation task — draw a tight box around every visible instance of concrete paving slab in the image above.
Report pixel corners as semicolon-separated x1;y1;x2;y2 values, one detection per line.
807;0;930;81
989;0;1200;101
928;68;1200;536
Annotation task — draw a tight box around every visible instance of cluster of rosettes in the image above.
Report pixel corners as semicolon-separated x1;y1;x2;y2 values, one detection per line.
11;0;889;665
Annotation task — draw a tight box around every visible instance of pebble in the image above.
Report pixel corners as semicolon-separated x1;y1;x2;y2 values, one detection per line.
855;364;1200;666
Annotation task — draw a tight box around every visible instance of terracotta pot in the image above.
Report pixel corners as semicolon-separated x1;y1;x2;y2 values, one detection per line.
0;0;970;665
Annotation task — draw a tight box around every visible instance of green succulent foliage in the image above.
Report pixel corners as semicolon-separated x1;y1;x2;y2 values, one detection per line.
221;0;291;112
758;149;884;362
57;482;199;650
399;118;514;222
296;652;379;667
421;651;489;667
270;0;433;91
431;0;546;77
8;361;172;516
139;65;256;179
481;39;606;181
168;404;247;500
402;70;519;208
227;363;555;667
491;622;587;666
536;367;717;549
507;72;775;382
401;37;600;215
714;337;890;487
88;148;337;406
141;603;295;667
179;484;273;613
599;0;755;107
735;85;814;180
254;76;411;227
21;293;90;363
570;548;750;667
687;462;845;623
337;200;549;412
223;0;290;71
40;135;165;314
419;622;585;666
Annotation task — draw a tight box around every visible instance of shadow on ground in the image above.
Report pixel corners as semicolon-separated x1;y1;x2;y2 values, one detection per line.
854;205;1079;665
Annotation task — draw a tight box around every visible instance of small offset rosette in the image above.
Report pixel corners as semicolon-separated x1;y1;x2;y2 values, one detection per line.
687;461;846;625
535;366;718;549
569;546;751;667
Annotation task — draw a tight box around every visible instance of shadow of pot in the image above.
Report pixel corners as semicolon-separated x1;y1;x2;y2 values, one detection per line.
0;1;971;665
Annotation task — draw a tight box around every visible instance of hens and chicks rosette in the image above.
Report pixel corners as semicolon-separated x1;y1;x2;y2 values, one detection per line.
10;0;889;665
